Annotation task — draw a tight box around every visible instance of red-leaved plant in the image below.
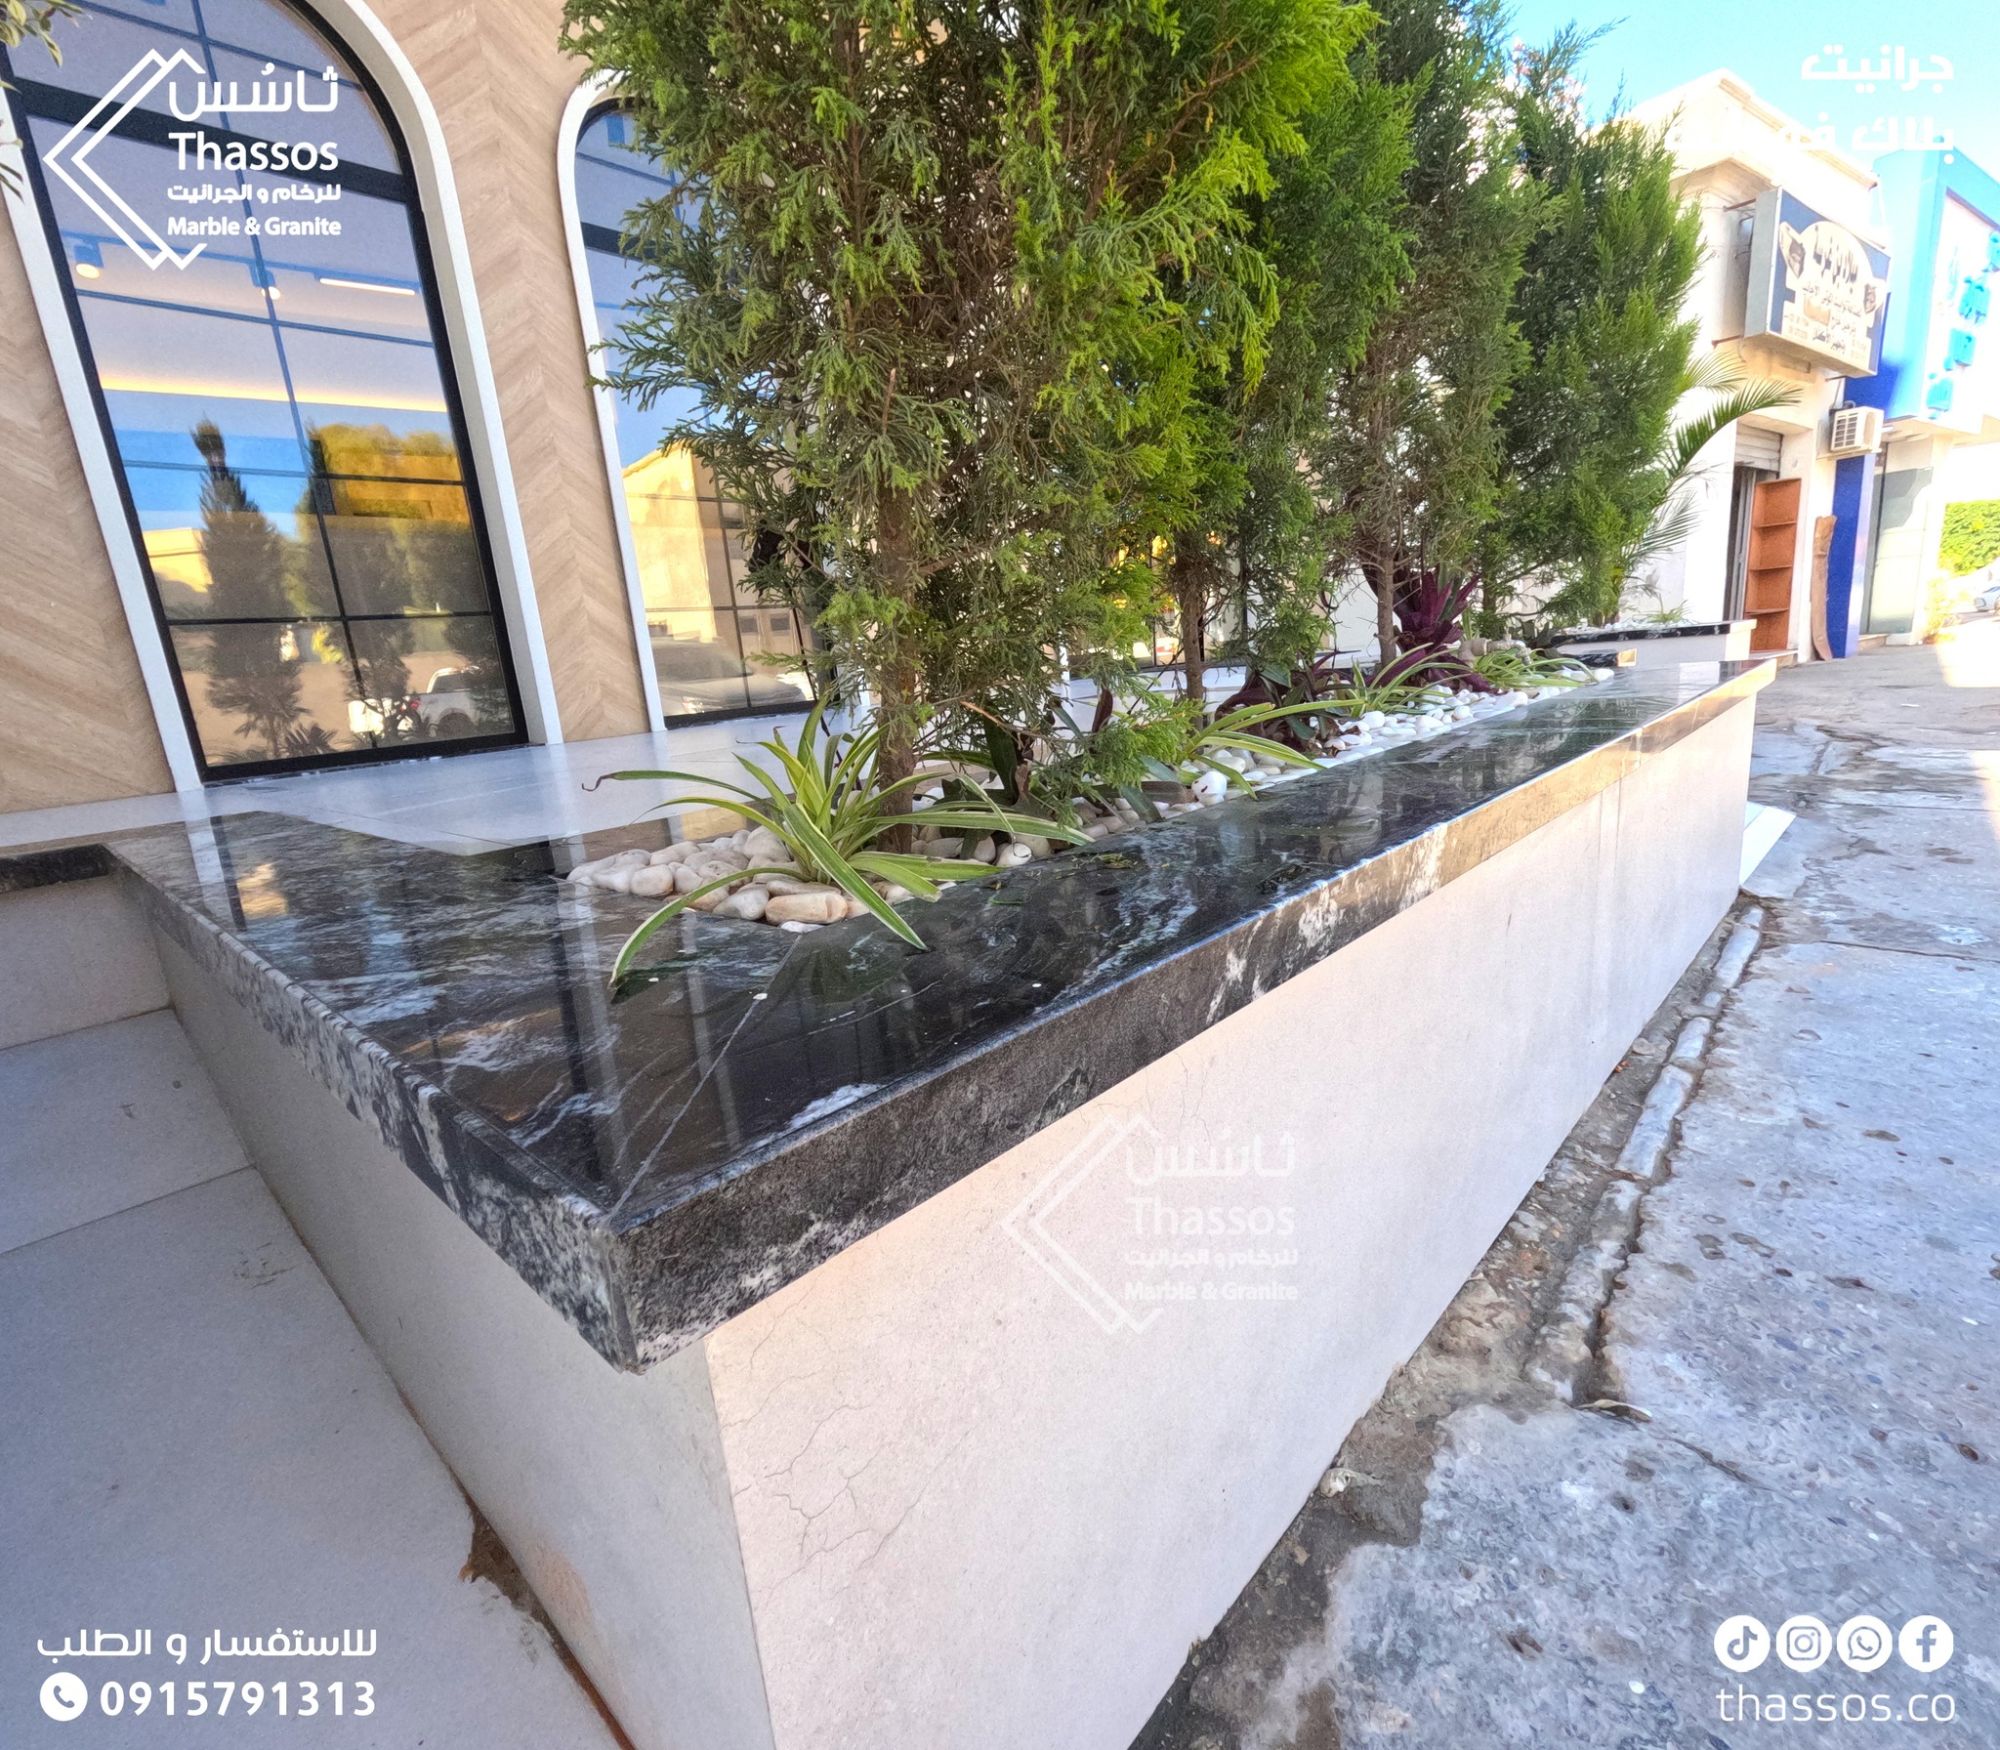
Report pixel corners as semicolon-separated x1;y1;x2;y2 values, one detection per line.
1378;566;1494;692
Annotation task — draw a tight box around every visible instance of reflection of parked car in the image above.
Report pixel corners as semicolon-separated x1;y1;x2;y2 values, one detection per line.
346;692;420;742
413;667;488;738
651;633;752;716
346;667;492;742
1971;565;2000;614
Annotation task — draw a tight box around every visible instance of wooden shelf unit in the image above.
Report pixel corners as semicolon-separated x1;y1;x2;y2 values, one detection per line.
1745;476;1802;653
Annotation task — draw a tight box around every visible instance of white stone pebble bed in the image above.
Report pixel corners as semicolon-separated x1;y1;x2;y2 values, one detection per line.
564;670;1614;930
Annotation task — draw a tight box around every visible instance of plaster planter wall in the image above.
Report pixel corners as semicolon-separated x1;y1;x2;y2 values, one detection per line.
0;871;166;1050
146;684;1755;1750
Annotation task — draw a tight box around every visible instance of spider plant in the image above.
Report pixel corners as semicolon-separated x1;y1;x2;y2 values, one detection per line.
1186;699;1327;789
1042;688;1323;815
1320;657;1451;720
1214;650;1343;749
1471;645;1592;692
596;701;1086;973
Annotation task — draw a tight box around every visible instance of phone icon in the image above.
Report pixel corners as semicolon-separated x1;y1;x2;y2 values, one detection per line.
40;1671;88;1723
1838;1615;1893;1672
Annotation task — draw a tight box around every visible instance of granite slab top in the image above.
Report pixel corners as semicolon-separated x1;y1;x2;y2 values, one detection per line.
1546;620;1748;643
4;660;1771;1367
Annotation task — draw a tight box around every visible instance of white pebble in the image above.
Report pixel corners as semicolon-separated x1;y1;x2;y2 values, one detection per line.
767;888;848;925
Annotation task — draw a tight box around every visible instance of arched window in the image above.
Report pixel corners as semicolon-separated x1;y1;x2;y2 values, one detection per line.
572;106;813;722
3;0;525;774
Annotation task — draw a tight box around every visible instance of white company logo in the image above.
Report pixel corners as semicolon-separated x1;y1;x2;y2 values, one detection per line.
41;49;343;270
43;48;209;268
1002;1112;1301;1334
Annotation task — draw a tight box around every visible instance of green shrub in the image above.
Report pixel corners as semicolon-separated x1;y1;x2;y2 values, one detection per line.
1940;500;2000;576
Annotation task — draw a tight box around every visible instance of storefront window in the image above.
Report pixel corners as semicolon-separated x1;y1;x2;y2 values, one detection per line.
574;107;814;721
3;0;524;774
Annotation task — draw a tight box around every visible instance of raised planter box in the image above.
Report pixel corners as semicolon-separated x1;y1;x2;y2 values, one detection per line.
7;660;1769;1750
1546;619;1753;668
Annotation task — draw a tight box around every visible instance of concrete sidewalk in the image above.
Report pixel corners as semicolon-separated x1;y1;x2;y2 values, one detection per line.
1137;626;2000;1750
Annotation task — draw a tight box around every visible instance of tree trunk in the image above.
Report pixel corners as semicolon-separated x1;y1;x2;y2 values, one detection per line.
1172;537;1208;709
874;489;922;850
1367;549;1398;665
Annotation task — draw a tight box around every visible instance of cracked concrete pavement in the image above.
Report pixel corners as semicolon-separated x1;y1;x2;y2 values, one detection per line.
1135;625;2000;1750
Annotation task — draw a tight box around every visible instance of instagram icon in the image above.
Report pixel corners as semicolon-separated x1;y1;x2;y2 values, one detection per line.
1775;1615;1831;1673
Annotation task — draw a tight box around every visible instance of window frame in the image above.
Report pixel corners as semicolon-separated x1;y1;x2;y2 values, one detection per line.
566;95;818;730
1;0;530;781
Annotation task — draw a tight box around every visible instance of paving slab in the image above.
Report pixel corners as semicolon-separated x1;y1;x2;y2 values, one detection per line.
0;1166;618;1748
0;1010;249;1256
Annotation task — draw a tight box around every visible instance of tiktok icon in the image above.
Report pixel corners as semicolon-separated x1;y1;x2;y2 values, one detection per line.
1713;1615;1772;1674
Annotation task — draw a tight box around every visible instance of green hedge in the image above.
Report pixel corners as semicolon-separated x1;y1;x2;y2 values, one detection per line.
1941;499;2000;576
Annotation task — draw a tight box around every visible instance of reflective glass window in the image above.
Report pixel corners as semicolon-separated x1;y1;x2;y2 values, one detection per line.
5;0;522;772
575;107;812;721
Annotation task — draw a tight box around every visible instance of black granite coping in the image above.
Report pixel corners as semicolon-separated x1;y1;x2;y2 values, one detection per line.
1546;620;1747;644
1;660;1772;1368
0;838;116;894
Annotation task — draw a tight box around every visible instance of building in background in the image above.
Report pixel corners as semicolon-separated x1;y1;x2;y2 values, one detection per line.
1831;149;2000;643
1625;72;1890;660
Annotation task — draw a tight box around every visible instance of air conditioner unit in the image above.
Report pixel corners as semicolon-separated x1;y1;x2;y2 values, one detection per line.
1826;405;1883;457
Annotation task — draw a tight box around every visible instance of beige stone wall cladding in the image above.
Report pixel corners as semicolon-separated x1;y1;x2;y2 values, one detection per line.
0;0;646;811
703;700;1753;1750
0;237;174;811
369;0;644;743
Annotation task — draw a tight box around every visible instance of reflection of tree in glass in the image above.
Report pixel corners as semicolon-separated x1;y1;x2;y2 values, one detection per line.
311;423;460;484
193;421;305;758
308;422;507;740
299;423;504;743
438;614;511;733
301;428;416;745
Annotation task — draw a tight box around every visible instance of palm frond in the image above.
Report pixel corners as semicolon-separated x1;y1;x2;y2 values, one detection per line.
1665;378;1799;477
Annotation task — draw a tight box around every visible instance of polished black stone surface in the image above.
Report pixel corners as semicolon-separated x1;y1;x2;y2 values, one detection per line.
1547;620;1747;644
13;661;1770;1367
0;838;114;894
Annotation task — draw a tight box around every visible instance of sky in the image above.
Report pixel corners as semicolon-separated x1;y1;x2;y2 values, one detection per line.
1507;0;2000;175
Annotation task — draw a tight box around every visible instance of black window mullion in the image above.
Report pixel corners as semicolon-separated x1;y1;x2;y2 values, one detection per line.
706;487;759;714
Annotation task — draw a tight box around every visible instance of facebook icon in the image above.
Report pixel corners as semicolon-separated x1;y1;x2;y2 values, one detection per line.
1898;1616;1954;1674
